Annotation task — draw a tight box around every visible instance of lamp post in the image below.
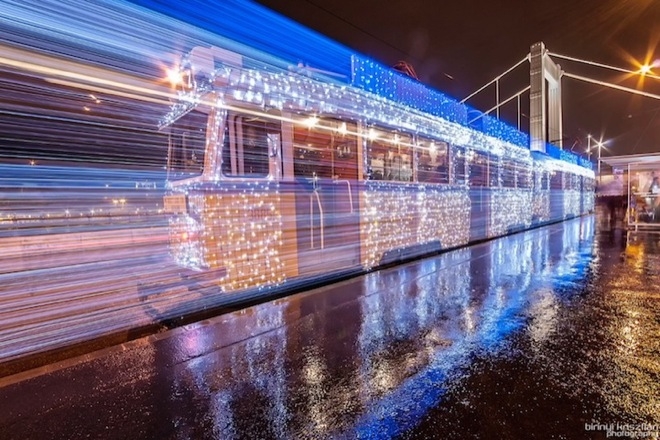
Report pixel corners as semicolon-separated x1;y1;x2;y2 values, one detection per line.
595;139;606;186
587;134;592;160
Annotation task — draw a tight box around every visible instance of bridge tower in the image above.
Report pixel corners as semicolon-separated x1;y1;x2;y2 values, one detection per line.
529;42;563;153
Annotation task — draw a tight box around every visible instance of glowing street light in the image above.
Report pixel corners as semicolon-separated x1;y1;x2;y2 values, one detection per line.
586;134;592;160
638;60;659;76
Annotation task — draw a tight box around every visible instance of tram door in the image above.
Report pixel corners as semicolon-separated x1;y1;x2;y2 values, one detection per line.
291;118;361;276
468;151;491;241
550;170;564;221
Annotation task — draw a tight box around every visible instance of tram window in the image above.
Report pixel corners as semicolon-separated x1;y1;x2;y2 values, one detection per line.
333;131;359;180
293;119;331;179
502;160;516;188
367;127;412;182
469;151;489;187
222;113;277;178
550;171;563;189
167;109;207;179
540;171;550;190
488;155;499;187
292;117;359;180
453;146;467;184
417;138;449;184
584;177;593;191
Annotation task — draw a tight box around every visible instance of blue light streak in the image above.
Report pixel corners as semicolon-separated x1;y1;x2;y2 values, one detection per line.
126;0;591;168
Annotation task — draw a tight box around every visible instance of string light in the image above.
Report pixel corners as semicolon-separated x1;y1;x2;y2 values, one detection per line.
361;184;470;268
164;46;595;290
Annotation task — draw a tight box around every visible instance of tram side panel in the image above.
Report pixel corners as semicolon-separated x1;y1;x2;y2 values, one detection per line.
418;184;470;250
531;166;551;225
490;188;533;235
209;183;287;291
488;158;533;236
358;182;470;268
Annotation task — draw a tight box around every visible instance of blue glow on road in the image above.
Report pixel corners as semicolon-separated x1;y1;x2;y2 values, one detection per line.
345;218;595;439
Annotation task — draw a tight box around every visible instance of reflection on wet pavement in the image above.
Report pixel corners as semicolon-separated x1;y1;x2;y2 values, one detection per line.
0;216;658;440
401;226;660;440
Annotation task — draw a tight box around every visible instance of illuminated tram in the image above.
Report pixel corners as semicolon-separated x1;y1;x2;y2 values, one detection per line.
161;46;594;293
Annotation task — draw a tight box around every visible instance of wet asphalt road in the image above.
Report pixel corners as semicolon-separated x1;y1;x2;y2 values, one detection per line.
0;215;658;439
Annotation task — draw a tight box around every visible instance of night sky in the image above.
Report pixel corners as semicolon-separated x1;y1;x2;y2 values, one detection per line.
255;0;660;157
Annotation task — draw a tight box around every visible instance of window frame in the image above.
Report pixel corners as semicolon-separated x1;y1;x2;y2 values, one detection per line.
416;136;450;185
221;111;279;179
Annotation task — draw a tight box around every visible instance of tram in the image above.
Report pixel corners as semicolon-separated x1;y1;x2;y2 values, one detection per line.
161;46;594;293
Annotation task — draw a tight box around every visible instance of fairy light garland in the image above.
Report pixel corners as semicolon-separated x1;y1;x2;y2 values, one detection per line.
163;47;595;291
532;162;551;223
361;183;470;268
489;189;534;236
169;214;204;268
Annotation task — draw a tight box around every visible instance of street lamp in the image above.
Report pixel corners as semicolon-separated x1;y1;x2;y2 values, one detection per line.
638;60;659;76
595;138;606;185
586;134;592;160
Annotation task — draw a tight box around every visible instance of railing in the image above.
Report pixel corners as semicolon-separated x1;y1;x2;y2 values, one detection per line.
333;179;354;213
309;190;324;249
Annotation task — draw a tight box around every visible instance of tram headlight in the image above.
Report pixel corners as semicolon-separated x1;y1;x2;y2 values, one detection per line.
179;230;199;242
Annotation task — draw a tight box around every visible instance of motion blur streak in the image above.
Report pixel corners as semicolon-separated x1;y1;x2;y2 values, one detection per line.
0;217;615;440
0;0;189;366
0;45;173;104
0;0;593;372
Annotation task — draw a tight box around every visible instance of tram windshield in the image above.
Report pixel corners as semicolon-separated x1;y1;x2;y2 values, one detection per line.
167;109;207;180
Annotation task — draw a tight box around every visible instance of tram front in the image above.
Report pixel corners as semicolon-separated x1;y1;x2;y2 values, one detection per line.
161;47;289;293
